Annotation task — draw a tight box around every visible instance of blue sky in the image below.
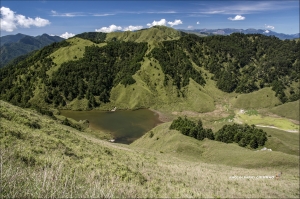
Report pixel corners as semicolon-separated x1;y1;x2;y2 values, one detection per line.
1;0;299;38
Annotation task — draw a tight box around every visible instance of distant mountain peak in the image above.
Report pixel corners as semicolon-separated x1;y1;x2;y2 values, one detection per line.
0;33;64;68
179;28;299;40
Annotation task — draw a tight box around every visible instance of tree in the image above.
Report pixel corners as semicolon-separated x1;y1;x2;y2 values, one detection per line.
238;138;247;147
249;138;258;149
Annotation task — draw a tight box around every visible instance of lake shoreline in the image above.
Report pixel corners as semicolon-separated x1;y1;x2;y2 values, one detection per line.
149;109;171;123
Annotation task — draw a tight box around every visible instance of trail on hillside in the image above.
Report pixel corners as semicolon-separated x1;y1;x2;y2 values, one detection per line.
255;125;299;133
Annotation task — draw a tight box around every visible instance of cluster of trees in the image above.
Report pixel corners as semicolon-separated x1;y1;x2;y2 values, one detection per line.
75;32;107;43
151;41;206;90
215;123;268;149
153;33;299;102
169;117;214;140
45;41;148;107
170;117;268;149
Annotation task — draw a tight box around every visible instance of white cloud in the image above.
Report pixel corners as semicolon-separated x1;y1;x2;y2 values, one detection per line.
264;30;270;33
60;32;75;39
95;24;122;33
265;24;275;29
51;10;85;17
93;13;114;17
167;19;182;27
95;24;143;32
196;21;200;24
123;25;143;31
201;10;225;14
0;6;50;32
188;26;193;29
198;1;296;15
147;19;167;27
228;15;245;21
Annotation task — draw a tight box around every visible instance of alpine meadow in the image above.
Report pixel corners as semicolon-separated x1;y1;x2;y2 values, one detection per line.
0;23;299;198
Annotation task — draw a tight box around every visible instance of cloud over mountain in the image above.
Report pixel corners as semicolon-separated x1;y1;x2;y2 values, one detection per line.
95;24;143;33
265;24;275;29
0;6;50;32
60;32;75;39
167;19;182;27
123;25;143;31
147;19;167;27
228;15;245;21
95;24;122;33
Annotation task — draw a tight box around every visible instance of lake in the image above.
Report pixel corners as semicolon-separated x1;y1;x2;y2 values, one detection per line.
60;109;163;144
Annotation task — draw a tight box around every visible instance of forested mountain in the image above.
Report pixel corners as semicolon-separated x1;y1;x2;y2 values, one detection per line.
0;26;299;111
0;33;64;68
0;33;28;46
180;28;300;40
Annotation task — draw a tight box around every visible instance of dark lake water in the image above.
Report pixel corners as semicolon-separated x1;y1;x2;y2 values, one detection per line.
60;109;162;144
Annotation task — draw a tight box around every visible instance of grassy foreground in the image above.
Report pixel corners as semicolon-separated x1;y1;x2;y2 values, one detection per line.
0;100;299;198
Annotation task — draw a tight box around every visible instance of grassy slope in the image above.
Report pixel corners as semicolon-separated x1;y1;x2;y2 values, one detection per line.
131;123;298;168
106;57;215;112
48;37;106;76
105;26;183;43
28;37;106;109
235;110;299;132
262;127;299;156
231;87;282;109
270;100;300;121
1;100;299;198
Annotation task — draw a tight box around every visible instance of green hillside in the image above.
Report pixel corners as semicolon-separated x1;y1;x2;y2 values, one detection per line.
106;26;185;43
132;122;298;167
270;100;300;121
232;87;282;108
1;100;299;198
0;27;299;113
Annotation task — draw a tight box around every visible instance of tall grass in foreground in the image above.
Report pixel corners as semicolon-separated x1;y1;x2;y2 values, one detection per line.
0;148;117;198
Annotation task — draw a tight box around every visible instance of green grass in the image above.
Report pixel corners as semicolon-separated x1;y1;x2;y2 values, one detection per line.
261;127;299;156
1;100;299;198
47;37;106;77
232;87;281;109
236;110;299;131
270;100;300;121
105;26;183;43
131;122;298;169
104;57;215;113
245;109;258;116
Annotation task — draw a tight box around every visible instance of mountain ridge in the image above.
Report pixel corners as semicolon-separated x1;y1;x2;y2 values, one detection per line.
0;26;299;112
0;33;64;68
179;28;300;40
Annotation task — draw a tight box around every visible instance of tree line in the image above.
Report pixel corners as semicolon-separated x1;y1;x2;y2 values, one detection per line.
169;117;268;149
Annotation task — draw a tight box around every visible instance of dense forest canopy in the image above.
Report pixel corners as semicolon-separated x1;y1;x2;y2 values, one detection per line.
75;32;107;43
152;33;299;102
